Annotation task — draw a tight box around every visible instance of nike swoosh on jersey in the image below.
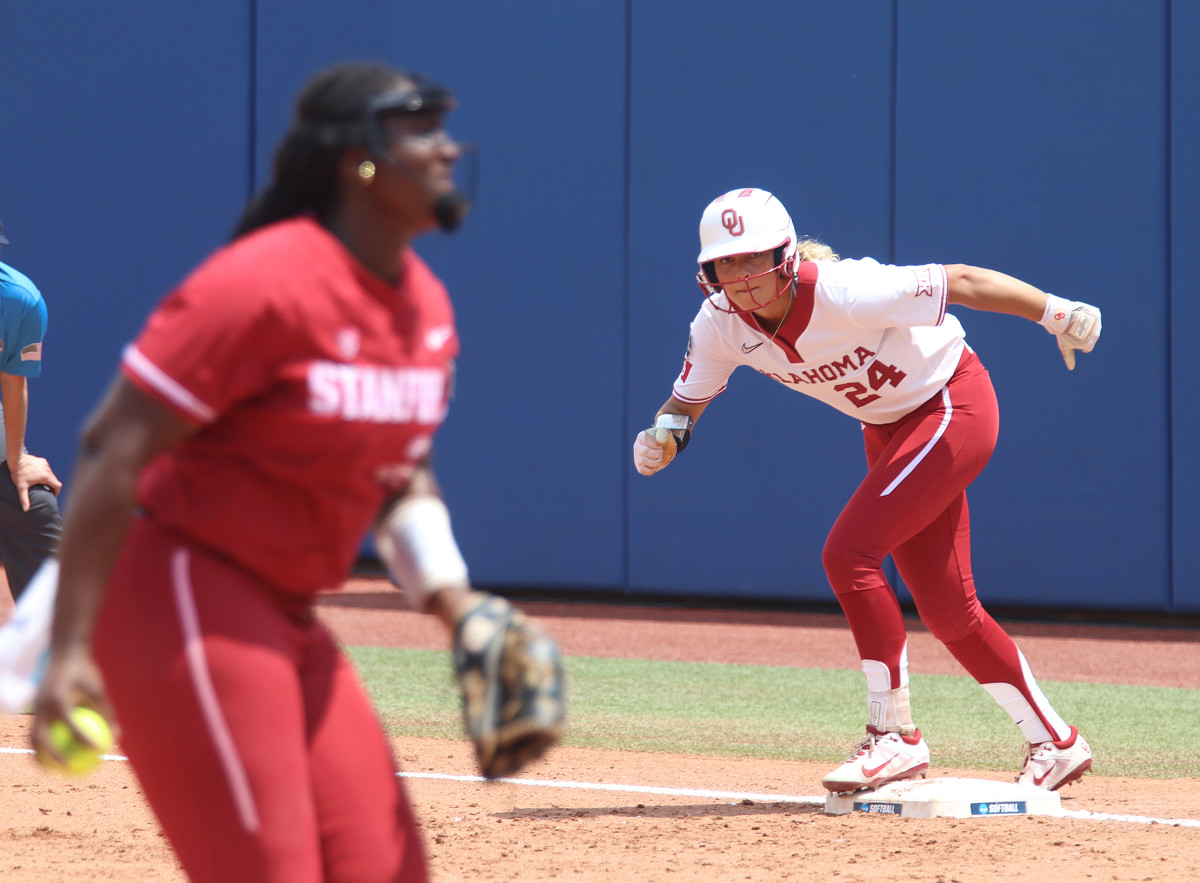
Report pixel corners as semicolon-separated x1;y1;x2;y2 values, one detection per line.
425;324;454;351
741;342;764;353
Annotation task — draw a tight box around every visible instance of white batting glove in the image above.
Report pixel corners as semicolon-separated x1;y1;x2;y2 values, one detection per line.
1039;295;1102;371
633;427;675;476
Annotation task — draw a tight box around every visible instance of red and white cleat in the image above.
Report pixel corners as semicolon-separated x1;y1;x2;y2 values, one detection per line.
822;726;930;794
1016;725;1092;790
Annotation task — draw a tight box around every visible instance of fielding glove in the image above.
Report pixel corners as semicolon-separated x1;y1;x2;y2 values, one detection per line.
453;593;566;779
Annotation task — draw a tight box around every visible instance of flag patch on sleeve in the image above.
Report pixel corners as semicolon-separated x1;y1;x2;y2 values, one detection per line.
20;342;42;361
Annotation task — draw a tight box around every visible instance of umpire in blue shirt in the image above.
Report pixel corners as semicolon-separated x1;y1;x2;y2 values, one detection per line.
0;215;62;600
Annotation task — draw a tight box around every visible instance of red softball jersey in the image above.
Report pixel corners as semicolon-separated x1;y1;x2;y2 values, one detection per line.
121;217;459;596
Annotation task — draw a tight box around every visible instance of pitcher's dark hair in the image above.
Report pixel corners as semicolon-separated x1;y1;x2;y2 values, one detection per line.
230;62;404;240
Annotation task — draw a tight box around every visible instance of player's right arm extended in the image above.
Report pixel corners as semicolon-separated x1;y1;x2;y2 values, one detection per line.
632;397;708;476
31;376;198;760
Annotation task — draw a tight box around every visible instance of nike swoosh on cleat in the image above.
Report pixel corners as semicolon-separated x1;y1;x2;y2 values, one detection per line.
741;342;763;353
861;755;909;779
1032;768;1056;787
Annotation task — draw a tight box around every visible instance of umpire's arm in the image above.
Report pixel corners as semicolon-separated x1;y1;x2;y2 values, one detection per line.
0;371;61;510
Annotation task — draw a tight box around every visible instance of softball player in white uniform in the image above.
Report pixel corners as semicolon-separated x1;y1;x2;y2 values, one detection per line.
634;188;1101;793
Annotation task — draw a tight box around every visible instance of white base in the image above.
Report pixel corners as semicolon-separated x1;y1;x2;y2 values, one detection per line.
824;776;1061;818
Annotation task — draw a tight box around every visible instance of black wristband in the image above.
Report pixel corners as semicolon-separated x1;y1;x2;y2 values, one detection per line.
655;414;694;455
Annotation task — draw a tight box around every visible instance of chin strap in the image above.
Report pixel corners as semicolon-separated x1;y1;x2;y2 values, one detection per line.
434;191;469;232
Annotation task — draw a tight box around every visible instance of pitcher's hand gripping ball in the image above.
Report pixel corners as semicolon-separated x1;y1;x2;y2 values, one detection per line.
453;593;566;779
38;707;114;776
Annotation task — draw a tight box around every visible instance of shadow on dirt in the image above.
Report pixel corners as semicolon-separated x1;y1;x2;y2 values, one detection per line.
492;800;824;821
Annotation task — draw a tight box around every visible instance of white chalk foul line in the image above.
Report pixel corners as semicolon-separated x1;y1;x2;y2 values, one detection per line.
399;771;1200;828
1;746;127;761
400;770;826;805
5;746;1197;829
1051;807;1200;827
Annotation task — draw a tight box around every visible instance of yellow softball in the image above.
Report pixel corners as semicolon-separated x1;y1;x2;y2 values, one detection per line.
38;707;114;776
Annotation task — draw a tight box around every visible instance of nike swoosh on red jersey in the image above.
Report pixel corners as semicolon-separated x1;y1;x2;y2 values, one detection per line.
425;324;454;351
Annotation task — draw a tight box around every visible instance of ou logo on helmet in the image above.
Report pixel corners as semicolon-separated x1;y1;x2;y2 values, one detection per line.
721;209;744;236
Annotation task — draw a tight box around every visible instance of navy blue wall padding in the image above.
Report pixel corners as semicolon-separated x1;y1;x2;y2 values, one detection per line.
0;1;1190;613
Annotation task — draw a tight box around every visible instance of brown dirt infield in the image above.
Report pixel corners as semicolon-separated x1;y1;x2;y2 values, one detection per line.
3;576;1199;881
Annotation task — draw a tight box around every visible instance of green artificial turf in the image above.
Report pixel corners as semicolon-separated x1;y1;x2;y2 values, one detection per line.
348;646;1200;780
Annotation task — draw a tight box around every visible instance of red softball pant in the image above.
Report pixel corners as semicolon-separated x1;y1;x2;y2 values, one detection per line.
822;350;1053;726
94;516;427;883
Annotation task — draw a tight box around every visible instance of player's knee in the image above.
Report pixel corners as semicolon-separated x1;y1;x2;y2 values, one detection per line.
920;605;983;648
821;540;884;595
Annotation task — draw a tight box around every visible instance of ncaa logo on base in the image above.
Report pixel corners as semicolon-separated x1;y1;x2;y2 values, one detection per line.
853;802;901;814
971;801;1025;815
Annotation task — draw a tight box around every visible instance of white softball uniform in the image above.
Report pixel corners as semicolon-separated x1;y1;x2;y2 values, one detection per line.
658;250;1083;755
673;259;966;424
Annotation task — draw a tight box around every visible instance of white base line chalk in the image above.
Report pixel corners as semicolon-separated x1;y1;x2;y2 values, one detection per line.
4;747;1197;829
398;771;1200;828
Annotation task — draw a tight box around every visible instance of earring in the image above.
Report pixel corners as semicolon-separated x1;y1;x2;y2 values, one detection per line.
357;160;376;181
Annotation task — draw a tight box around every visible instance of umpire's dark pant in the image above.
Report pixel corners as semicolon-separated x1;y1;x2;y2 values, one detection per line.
0;464;62;600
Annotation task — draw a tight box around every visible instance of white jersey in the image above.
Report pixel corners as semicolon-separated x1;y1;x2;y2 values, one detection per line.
673;258;967;425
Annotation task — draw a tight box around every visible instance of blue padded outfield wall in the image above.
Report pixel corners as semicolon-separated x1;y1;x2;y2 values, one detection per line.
0;1;1194;614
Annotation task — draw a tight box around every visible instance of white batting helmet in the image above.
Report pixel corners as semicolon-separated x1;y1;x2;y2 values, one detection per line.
695;188;797;310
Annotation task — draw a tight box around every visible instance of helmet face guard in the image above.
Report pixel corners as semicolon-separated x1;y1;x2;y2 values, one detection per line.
362;76;456;156
695;188;797;314
362;76;475;232
696;255;794;315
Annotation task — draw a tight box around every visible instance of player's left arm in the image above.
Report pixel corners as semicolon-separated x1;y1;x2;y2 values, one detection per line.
373;459;566;778
374;456;471;619
945;264;1048;319
944;264;1101;370
0;371;61;510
